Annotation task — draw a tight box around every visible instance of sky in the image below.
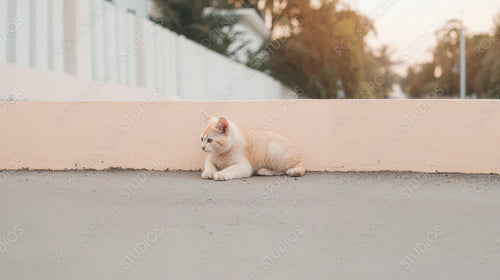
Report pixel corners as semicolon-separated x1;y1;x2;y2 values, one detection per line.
345;0;500;75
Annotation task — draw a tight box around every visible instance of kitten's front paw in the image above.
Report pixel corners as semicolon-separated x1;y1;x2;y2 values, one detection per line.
201;169;216;179
213;172;231;181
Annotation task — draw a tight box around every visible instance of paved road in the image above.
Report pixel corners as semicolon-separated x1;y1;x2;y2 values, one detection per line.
0;171;499;279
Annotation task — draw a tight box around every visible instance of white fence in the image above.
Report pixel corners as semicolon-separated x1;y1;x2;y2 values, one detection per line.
0;0;286;100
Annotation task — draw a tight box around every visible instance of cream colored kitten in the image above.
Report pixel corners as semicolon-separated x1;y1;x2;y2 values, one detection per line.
200;112;305;181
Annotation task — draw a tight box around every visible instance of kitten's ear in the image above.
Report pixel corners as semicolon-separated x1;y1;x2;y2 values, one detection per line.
201;111;212;121
216;117;229;134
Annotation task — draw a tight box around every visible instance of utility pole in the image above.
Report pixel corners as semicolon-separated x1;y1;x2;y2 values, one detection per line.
459;26;466;99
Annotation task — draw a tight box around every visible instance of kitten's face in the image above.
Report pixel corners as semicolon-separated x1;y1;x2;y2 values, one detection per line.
200;115;230;153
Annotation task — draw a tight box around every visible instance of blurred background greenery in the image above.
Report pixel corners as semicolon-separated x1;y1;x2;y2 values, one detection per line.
151;0;500;99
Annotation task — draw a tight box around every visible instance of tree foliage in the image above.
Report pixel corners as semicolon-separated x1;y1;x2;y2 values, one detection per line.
153;0;396;98
402;14;500;98
243;0;394;98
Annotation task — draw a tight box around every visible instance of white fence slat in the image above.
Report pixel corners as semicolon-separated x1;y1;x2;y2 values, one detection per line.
194;42;207;99
116;8;126;84
176;35;184;99
15;0;30;66
0;0;8;63
103;1;118;83
154;24;162;92
91;0;106;81
51;0;64;73
81;0;93;80
168;30;178;96
28;0;35;67
160;26;167;95
161;30;168;94
5;0;16;63
0;0;7;62
125;13;136;86
144;20;155;90
161;29;168;94
34;0;49;70
152;24;159;91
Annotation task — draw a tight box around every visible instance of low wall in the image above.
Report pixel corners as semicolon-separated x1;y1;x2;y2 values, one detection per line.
1;99;499;173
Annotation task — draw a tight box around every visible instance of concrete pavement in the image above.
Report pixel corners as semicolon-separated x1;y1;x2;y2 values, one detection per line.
0;170;499;279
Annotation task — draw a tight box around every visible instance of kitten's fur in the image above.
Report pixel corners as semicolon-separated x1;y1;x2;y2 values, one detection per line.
200;112;305;181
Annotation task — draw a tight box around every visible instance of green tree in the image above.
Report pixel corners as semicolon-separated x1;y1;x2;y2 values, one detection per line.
475;12;500;98
245;0;394;98
401;63;438;98
433;19;461;96
402;12;500;98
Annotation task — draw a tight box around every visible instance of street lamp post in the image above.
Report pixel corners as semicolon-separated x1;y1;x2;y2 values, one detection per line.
459;27;466;99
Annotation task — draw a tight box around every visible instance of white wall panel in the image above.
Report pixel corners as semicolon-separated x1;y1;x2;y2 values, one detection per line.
91;0;105;81
51;0;64;73
115;8;127;84
104;1;118;83
0;0;8;62
125;13;136;86
34;0;49;70
15;0;30;66
144;19;156;90
81;0;93;80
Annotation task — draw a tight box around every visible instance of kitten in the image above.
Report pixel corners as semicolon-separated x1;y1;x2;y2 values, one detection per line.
200;112;305;181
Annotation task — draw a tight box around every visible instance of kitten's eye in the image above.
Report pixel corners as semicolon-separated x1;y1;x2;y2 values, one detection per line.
207;138;212;143
201;137;203;142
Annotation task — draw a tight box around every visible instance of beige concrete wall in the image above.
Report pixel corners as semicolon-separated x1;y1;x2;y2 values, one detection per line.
1;99;499;173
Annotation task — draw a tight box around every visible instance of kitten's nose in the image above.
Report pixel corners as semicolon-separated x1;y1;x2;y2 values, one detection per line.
201;146;206;150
